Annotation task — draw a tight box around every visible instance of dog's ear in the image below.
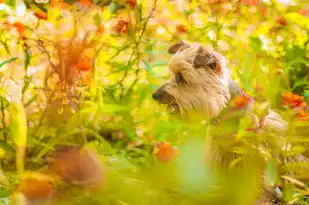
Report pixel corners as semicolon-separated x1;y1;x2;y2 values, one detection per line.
168;41;191;54
193;45;224;74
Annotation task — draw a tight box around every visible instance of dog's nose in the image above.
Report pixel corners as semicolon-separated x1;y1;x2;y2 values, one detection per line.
152;92;161;100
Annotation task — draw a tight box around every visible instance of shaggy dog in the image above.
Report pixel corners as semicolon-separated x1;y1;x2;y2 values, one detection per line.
152;40;292;204
152;40;288;134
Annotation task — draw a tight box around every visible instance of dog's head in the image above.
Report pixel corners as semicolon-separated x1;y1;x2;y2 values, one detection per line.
152;41;231;120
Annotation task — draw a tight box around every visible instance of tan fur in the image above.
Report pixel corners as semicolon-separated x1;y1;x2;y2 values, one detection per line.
155;43;231;120
153;41;288;133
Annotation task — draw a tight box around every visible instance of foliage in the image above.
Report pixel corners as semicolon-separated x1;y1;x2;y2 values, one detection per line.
0;0;308;204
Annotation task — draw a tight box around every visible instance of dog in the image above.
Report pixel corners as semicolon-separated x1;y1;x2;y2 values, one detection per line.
152;40;294;204
152;40;288;134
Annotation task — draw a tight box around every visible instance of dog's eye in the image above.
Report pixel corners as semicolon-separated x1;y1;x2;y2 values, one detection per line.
208;62;217;69
176;73;185;84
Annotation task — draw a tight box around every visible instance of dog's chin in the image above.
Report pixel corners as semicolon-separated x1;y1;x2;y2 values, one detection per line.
167;103;180;115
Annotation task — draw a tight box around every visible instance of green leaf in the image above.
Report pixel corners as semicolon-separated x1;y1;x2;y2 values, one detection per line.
292;76;309;90
0;41;11;55
23;48;31;71
0;97;10;109
249;36;262;52
151;60;168;67
10;102;27;146
264;158;278;187
134;4;141;28
107;155;135;171
142;60;160;78
10;102;27;172
304;91;309;102
93;12;101;28
98;104;130;113
0;57;17;69
284;45;306;62
238;72;252;92
5;0;16;8
109;1;117;13
0;141;15;154
290;146;306;155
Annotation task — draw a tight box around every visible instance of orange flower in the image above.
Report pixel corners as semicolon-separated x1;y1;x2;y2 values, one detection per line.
98;24;105;34
80;0;92;7
75;57;92;72
34;11;48;20
12;22;26;37
19;173;54;200
260;7;268;17
176;25;188;33
298;110;309;121
50;0;70;8
231;95;252;109
154;142;177;162
114;19;130;35
241;0;259;6
299;9;309;17
300;102;308;108
50;0;62;3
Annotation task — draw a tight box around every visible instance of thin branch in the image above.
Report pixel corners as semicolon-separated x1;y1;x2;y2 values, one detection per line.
35;40;57;70
0;100;7;141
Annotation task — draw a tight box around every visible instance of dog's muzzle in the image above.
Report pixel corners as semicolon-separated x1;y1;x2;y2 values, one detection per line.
152;89;179;115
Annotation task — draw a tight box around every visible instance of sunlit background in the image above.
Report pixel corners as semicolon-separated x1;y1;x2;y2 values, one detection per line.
0;0;309;204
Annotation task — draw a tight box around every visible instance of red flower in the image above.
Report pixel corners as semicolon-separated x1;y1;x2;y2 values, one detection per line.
281;92;306;108
126;0;136;8
176;25;188;33
154;142;177;162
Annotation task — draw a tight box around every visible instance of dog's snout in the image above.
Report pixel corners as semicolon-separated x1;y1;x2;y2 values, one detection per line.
152;92;161;100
